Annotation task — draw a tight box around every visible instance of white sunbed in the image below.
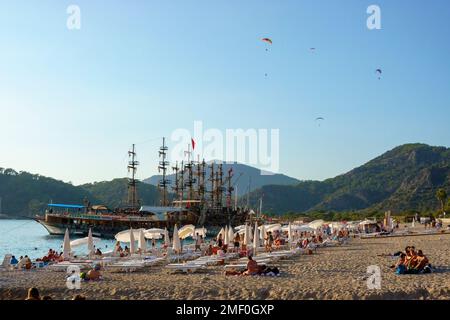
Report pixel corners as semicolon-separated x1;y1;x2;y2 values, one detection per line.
47;261;92;272
165;262;207;273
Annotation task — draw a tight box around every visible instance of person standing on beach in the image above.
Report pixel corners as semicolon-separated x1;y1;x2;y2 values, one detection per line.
195;233;201;251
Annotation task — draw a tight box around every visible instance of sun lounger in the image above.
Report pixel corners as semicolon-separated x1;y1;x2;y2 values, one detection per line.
165;263;206;273
48;261;92;272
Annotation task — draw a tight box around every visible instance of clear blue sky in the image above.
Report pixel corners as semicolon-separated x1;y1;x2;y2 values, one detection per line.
1;0;449;185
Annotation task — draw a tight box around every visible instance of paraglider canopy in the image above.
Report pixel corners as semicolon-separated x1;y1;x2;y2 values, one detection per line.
375;68;382;79
315;117;325;126
261;38;272;44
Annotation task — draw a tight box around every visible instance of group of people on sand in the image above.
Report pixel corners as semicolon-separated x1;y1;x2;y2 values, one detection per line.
36;249;64;263
25;287;86;300
391;246;432;274
9;255;33;269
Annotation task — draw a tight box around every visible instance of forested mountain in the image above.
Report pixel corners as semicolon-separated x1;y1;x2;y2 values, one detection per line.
248;144;450;215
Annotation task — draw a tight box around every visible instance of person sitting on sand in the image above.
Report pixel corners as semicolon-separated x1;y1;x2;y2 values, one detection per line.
86;264;102;281
25;287;41;300
205;244;213;256
10;255;18;266
243;255;259;276
124;246;130;255
391;253;406;274
405;248;420;272
415;250;429;271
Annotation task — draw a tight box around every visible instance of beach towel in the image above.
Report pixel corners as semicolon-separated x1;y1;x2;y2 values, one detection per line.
395;265;406;275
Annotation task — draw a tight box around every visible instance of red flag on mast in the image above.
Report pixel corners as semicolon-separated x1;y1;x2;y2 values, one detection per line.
191;138;196;150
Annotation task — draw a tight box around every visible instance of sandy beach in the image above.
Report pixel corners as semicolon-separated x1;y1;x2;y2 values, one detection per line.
1;230;449;300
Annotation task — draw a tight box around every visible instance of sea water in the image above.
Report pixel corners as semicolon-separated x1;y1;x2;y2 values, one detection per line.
0;219;117;259
0;219;200;260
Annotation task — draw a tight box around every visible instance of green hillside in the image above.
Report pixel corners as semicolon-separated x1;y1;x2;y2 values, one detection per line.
248;144;450;215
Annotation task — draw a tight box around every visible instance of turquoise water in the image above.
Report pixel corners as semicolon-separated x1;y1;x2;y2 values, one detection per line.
0;219;199;260
0;219;116;259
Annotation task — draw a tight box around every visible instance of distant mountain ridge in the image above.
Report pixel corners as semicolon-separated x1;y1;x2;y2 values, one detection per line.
1;143;449;217
143;161;300;196
0;169;161;217
248;143;450;214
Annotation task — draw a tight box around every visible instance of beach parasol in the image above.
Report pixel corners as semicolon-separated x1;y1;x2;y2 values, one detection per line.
253;222;259;256
259;224;266;242
243;224;250;246
308;220;325;229
138;229;147;253
62;228;71;260
164;227;170;247
178;224;196;240
224;225;229;246
115;228;146;242
87;228;95;256
129;228;136;254
172;225;182;253
195;227;207;238
69;236;101;249
288;222;293;246
228;225;234;243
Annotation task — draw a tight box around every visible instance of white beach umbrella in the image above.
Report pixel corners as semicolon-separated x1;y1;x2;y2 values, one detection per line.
259;224;266;242
228;225;234;243
144;228;165;239
145;232;162;240
248;224;253;241
243;224;250;246
138;229;147;253
178;224;196;240
146;228;166;234
172;225;182;253
88;228;95;256
62;228;71;260
235;225;246;231
129;228;136;254
224;225;229;246
164;227;170;247
115;228;146;242
252;222;259;256
308;220;325;229
195;227;207;238
265;224;282;233
288;222;293;245
69;236;101;249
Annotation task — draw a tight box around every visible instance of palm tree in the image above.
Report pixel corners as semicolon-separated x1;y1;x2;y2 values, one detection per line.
436;188;447;212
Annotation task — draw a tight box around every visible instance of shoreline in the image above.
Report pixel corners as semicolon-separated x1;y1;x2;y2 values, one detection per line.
1;232;449;300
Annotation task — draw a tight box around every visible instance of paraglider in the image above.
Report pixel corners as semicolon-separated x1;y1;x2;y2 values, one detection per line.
375;68;382;79
310;47;316;53
315;117;324;126
261;37;272;77
261;38;272;51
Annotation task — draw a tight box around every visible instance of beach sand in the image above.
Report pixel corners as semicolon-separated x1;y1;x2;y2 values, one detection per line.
1;232;450;300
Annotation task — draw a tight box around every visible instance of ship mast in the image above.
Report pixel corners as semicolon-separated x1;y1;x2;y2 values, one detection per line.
209;162;215;207
172;161;179;205
158;137;170;206
127;144;139;208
